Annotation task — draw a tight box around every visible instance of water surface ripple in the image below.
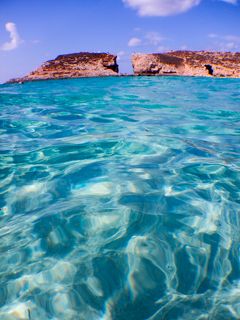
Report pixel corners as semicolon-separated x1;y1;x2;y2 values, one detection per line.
0;77;240;319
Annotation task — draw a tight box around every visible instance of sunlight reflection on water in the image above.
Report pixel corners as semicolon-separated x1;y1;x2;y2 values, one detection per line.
0;76;240;319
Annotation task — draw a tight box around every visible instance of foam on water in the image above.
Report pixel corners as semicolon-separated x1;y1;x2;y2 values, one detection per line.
0;76;240;319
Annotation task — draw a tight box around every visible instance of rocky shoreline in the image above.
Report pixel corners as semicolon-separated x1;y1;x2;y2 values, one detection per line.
7;53;119;84
132;51;240;78
7;51;240;83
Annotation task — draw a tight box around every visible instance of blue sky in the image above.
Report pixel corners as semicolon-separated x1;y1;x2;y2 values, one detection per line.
0;0;239;82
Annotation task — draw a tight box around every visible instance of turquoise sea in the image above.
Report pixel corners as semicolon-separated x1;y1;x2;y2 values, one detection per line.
0;76;240;319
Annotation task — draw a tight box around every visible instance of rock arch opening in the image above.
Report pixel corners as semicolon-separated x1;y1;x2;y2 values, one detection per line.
117;54;133;75
205;64;214;76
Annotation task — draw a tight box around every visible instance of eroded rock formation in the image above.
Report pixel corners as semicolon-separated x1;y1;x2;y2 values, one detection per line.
132;51;240;78
8;52;119;83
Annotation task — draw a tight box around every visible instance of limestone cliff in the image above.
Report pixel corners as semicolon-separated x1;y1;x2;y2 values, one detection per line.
8;52;119;83
132;51;240;78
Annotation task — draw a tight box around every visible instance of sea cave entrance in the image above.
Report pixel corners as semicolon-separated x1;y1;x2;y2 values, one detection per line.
205;64;214;76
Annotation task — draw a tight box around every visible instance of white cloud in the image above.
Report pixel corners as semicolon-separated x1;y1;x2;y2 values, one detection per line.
128;37;142;47
157;45;169;52
123;0;201;16
145;32;164;45
134;27;142;32
180;45;188;50
32;39;40;44
123;0;238;16
208;33;218;39
1;22;22;51
117;50;126;60
128;30;165;48
208;33;240;51
220;0;238;4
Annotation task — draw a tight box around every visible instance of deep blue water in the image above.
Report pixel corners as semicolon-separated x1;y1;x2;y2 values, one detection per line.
0;76;240;319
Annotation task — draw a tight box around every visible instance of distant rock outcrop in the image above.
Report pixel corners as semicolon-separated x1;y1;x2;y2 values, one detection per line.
132;51;240;78
8;52;119;83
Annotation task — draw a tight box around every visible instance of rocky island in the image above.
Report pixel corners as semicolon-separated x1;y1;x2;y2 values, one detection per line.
7;52;119;83
7;50;240;83
132;51;240;78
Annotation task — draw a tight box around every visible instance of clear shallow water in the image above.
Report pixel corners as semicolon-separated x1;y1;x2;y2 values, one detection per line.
0;76;240;319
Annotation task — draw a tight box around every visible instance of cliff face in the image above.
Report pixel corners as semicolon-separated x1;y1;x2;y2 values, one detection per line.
7;50;240;83
8;52;119;83
132;51;240;78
